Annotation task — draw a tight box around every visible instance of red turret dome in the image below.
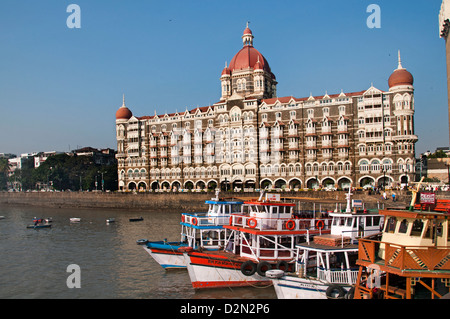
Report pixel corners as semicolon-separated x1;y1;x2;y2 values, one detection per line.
116;95;132;120
388;68;414;88
388;51;414;88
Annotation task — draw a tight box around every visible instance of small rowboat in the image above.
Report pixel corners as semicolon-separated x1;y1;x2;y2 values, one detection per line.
70;218;81;223
27;224;52;229
106;218;115;224
136;239;149;245
129;217;143;222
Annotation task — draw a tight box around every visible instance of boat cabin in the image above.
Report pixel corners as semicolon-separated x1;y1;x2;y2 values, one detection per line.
378;209;450;259
180;198;244;250
296;242;359;286
329;211;384;243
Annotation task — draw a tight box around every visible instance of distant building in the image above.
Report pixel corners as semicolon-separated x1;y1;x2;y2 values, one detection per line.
72;147;116;166
115;25;417;192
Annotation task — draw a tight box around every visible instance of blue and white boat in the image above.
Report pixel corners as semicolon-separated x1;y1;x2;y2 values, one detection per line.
143;191;243;269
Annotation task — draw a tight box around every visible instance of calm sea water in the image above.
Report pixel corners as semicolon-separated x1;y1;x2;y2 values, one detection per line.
0;204;276;299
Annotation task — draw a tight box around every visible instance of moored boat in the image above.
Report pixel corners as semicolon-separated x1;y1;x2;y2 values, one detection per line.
143;191;243;269
70;218;81;223
129;217;144;222
269;206;383;299
182;191;332;289
353;178;450;299
27;223;52;229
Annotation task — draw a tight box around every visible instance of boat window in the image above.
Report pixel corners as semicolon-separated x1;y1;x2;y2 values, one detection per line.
386;217;397;233
346;217;353;227
373;216;381;226
340;217;345;226
437;222;443;237
366;217;373;227
425;221;434;239
398;219;408;234
272;206;279;215
411;219;424;237
231;204;241;213
332;217;338;226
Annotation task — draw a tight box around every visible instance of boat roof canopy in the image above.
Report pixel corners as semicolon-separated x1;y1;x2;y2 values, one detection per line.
380;208;450;220
205;200;243;205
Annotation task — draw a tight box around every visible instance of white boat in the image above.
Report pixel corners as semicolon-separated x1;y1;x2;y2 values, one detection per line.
106;218;115;223
182;190;332;289
269;189;384;299
143;191;244;269
70;218;81;223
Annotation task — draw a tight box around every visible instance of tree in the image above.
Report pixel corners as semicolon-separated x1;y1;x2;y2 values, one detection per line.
0;158;11;190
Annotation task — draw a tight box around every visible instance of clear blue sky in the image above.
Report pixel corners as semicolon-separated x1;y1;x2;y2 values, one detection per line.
0;0;447;156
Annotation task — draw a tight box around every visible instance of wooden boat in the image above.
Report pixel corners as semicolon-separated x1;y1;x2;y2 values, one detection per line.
143;191;244;269
353;177;450;299
129;217;144;222
181;190;332;289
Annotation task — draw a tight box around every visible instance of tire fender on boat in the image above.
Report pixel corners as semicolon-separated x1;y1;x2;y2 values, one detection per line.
256;261;272;277
345;286;355;299
240;260;257;276
276;260;289;271
325;284;346;299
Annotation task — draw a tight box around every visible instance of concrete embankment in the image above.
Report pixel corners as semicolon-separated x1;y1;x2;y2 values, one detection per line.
0;190;417;212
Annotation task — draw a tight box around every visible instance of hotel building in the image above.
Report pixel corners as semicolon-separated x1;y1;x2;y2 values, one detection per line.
115;25;417;192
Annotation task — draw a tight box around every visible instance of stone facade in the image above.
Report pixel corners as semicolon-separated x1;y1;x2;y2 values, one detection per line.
115;25;417;192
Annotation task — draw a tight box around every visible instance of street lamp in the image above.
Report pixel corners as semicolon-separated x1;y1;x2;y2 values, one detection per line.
98;171;105;192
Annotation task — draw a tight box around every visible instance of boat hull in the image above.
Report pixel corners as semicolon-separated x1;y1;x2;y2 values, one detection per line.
144;241;188;269
183;251;276;289
271;275;352;299
27;224;52;229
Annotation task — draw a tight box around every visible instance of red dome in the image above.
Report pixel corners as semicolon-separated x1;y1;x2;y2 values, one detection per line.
388;68;414;88
221;67;231;76
229;46;271;73
116;106;132;120
243;27;252;35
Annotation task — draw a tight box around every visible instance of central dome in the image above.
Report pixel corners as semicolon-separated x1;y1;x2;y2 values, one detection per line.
228;46;271;73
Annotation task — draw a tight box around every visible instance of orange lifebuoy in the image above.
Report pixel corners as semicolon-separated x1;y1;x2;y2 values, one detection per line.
286;219;295;230
192;217;198;226
316;220;325;230
247;218;257;228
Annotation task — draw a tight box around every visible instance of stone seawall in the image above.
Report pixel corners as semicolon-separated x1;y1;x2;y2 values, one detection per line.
0;189;421;212
0;192;213;212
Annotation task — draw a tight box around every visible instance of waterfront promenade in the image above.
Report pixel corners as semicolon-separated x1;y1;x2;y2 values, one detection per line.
0;189;417;212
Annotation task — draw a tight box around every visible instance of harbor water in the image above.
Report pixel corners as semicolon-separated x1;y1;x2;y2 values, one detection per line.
0;204;277;299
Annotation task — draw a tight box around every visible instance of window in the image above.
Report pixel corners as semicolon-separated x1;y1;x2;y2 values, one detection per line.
385;217;397;233
398;219;408;234
411;219;424;237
